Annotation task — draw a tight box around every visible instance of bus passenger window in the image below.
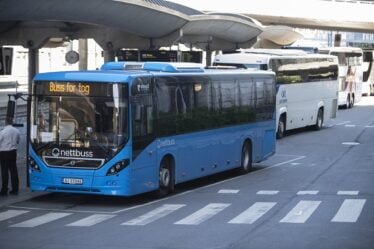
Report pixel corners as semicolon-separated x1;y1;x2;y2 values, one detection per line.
256;81;264;106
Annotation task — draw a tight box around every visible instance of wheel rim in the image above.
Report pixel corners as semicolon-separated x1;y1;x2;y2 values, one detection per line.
243;147;249;170
160;167;170;187
318;113;323;128
278;120;284;135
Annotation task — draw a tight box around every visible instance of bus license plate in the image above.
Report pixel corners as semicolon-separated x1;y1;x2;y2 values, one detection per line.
62;178;83;185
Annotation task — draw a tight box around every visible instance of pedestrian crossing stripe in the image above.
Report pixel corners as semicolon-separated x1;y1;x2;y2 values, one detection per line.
280;201;321;223
122;204;185;226
257;190;279;195
66;214;116;227
0;198;367;227
229;202;276;224
0;210;29;222
11;212;72;228
174;203;231;225
331;199;366;223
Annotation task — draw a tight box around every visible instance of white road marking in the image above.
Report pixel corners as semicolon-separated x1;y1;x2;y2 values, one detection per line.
337;191;359;196
291;162;301;165
122;204;185;226
280;201;321;223
297;191;319;195
11;212;72;228
257;190;279;195
218;189;239;194
228;202;276;224
267;156;306;168
0;210;29;222
336;121;351;126
342;142;360;146
10;155;306;215
331;199;366;223
109;156;306;215
174;203;230;225
66;214;115;227
345;124;356;127
365;125;374;128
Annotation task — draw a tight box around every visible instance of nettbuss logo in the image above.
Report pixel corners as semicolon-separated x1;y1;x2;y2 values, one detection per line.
51;148;94;158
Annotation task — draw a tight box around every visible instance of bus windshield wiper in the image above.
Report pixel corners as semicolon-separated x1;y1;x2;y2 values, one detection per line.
35;142;56;153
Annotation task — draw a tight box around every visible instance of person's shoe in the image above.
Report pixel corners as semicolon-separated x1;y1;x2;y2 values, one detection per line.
0;190;8;196
9;190;18;195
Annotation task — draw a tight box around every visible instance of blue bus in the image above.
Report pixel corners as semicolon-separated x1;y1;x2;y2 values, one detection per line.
28;62;276;197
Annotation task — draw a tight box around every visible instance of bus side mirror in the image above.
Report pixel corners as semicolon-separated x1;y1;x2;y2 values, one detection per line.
6;100;15;118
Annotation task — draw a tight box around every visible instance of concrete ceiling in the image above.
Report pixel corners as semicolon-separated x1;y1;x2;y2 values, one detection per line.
247;14;374;33
0;0;263;50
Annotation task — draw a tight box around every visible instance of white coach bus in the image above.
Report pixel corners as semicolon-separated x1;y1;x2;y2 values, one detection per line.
362;49;374;96
318;47;363;108
214;49;339;138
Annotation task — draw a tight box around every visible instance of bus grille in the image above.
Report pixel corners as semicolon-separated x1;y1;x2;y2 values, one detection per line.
43;156;105;169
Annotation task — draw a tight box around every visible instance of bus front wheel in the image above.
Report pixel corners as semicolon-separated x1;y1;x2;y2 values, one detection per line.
276;116;285;139
156;157;174;198
238;141;252;174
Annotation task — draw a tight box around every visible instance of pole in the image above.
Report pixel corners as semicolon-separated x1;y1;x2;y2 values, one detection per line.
27;47;38;187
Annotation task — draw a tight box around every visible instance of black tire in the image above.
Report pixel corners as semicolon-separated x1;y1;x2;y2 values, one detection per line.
345;95;350;109
350;95;355;108
238;141;252;174
156;157;174;198
313;108;324;130
276;116;285;139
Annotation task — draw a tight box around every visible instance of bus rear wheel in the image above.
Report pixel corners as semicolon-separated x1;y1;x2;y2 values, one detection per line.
238;141;252;174
345;96;350;109
156;157;174;198
350;96;355;108
313;108;324;130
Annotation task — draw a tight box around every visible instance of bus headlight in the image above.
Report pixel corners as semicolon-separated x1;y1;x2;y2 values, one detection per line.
106;159;130;176
28;156;41;172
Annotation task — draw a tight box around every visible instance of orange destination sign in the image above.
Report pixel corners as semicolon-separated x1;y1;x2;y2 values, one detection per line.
49;82;90;95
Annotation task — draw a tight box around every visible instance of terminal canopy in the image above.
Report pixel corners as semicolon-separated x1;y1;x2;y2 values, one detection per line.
0;0;263;50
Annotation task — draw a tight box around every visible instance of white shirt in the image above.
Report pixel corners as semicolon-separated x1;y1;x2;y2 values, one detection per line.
0;125;20;151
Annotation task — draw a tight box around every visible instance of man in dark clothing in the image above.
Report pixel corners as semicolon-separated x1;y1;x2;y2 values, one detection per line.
0;117;21;196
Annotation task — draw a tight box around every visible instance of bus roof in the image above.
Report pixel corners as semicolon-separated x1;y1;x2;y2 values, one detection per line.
318;47;363;54
240;48;307;56
214;51;337;65
34;62;274;83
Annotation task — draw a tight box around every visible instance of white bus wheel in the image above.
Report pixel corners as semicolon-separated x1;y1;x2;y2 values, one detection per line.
313;109;324;130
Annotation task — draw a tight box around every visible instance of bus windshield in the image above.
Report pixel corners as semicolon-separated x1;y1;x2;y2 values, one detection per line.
30;81;129;167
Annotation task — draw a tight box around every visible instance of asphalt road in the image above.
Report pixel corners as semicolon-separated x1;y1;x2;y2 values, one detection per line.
0;96;374;249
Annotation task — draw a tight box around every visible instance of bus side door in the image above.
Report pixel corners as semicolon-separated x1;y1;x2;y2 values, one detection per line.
131;77;158;193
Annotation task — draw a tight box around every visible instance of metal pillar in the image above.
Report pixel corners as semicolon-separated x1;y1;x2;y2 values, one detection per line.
28;48;39;94
78;39;88;70
103;50;115;62
27;46;39;187
103;41;115;62
205;47;212;67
